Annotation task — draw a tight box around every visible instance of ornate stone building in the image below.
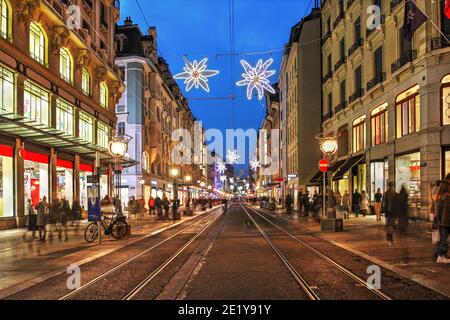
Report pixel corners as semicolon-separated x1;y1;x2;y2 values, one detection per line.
0;0;124;229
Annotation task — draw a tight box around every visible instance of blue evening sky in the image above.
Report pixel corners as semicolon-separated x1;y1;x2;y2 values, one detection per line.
121;0;312;168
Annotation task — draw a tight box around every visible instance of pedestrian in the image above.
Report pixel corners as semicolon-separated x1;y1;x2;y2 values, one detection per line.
352;189;362;218
285;194;293;216
58;199;70;241
382;182;397;245
35;196;48;241
342;190;351;220
334;191;342;207
27;199;37;240
302;192;310;217
374;188;383;222
397;186;409;233
222;197;228;215
149;197;155;215
155;196;163;219
360;190;370;217
172;199;179;220
139;198;146;219
162;196;170;219
435;180;450;264
298;189;304;214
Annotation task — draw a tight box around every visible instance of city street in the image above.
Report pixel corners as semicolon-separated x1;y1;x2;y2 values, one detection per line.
1;203;447;300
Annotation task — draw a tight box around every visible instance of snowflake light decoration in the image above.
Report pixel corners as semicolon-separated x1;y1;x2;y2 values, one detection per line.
236;58;276;100
250;159;261;172
229;177;235;184
216;159;227;175
220;175;227;183
226;149;239;164
174;57;219;93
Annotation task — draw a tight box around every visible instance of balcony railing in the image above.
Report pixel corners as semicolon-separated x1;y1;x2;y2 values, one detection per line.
349;88;365;104
366;15;385;37
347;0;356;9
335;101;348;113
431;35;450;51
322;70;333;84
334;56;347;72
391;50;417;73
367;72;386;92
322;110;333;122
321;31;331;46
348;38;364;57
390;0;402;12
333;11;345;29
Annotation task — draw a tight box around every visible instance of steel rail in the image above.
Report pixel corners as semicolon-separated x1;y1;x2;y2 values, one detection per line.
246;204;392;300
240;204;320;300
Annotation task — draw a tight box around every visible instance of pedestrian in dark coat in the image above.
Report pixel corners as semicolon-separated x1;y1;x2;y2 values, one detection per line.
285;194;293;216
382;182;397;244
352;189;362;217
162;197;170;219
27;199;37;239
397;186;409;232
35;197;48;241
436;181;450;264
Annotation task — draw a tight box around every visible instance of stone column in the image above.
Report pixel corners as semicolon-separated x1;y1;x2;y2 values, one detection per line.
15;138;25;227
74;154;80;204
50;148;58;204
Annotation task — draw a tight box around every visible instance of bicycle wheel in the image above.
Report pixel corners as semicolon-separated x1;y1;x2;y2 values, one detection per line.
111;220;128;239
84;222;99;243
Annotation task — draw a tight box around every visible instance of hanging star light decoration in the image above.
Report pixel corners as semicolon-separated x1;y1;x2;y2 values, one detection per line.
250;159;261;172
174;57;219;93
236;58;276;100
216;159;227;175
219;175;227;183
226;149;239;164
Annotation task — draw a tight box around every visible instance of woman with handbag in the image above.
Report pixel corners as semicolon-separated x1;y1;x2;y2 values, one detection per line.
436;180;450;264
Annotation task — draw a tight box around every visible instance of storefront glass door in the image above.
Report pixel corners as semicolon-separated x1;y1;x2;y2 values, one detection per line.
57;159;74;206
23;150;49;212
0;145;14;218
395;152;421;208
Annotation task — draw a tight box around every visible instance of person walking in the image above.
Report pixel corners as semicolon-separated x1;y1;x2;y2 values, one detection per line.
352;189;362;218
139;198;146;219
162;197;170;220
58;199;70;241
155;196;163;219
149;197;155;215
35;196;48;241
382;182;397;245
360;191;370;217
435;180;450;264
27;199;37;239
285;194;293;217
397;186;409;233
298;189;304;215
342;191;351;220
374;188;383;222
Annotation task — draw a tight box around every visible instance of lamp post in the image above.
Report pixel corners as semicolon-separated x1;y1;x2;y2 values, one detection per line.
316;134;338;218
108;134;131;216
170;167;180;222
184;175;192;212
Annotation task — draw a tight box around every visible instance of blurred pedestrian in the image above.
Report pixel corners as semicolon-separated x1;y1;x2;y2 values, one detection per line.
374;188;383;222
149;197;155;215
36;196;48;241
139;198;145;219
163;196;170;219
382;182;397;245
27;199;37;240
352;189;362;218
342;190;351;220
435;180;450;264
360;191;370;217
397;186;409;233
285;194;293;216
58;199;70;241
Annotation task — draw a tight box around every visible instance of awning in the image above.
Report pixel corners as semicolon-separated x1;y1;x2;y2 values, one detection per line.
309;159;346;184
333;154;365;181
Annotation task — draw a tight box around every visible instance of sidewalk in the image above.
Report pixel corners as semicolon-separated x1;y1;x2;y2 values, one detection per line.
273;208;450;297
0;207;219;297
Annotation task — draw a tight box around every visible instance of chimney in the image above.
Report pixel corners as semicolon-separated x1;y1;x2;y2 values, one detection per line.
124;17;133;26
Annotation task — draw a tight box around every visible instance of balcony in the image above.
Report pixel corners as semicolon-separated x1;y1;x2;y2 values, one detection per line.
367;73;386;92
322;110;333;122
431;35;450;50
334;56;347;72
333;11;345;29
335;101;348;113
321;31;331;46
391;50;417;73
390;0;402;12
348;38;364;57
349;88;365;104
322;70;333;84
366;15;385;37
347;0;356;9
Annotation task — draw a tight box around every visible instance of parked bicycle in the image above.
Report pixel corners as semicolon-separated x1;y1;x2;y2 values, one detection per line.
84;213;128;243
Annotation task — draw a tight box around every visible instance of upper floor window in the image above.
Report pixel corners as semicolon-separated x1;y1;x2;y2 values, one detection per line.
97;122;109;148
441;74;450;125
79;111;94;143
0;64;14;114
352;115;366;153
338;125;349;158
99;82;108;109
396;85;420;138
142;152;149;173
59;48;73;83
82;68;90;96
29;22;47;65
117;121;125;135
56;99;74;135
371;103;388;146
24;80;49;126
0;0;10;40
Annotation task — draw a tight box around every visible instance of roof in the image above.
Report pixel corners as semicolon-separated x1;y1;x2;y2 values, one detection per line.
285;8;321;55
115;24;147;57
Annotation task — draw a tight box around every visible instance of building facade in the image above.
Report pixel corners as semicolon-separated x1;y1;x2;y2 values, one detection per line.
115;18;207;208
0;0;124;229
280;8;322;209
320;0;450;219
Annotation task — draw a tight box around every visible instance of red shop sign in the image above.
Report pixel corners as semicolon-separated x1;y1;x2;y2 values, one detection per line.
20;149;49;164
56;159;73;169
0;145;13;157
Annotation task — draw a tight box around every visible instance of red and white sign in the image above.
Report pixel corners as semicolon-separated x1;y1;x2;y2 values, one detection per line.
319;159;329;173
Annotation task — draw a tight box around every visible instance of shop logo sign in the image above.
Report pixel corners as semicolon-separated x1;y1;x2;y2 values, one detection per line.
66;264;81;290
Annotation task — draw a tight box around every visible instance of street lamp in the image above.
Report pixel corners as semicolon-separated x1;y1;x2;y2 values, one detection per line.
184;175;192;210
108;134;132;216
320;138;338;156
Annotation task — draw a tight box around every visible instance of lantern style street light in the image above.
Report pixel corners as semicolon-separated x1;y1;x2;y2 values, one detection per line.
320;138;338;156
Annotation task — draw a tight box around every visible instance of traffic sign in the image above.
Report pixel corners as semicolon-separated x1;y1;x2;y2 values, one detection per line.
319;159;329;173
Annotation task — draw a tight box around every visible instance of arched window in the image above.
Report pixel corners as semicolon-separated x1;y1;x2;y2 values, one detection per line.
0;0;11;40
352;115;366;153
370;103;388;146
99;82;108;109
142;152;149;173
59;48;73;83
29;22;47;65
442;75;450;126
82;68;90;96
395;85;420;138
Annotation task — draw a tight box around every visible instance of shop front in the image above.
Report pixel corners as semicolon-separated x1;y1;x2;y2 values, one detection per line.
79;163;93;210
0;145;14;218
395;152;421;210
444;147;450;178
333;155;365;194
370;160;388;201
56;159;74;205
23;150;49;211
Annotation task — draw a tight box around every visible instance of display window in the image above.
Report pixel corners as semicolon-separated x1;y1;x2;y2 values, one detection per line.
23;149;49;211
57;159;74;206
395;152;421;208
79;163;93;210
0;145;13;218
370;160;388;200
100;173;108;199
444;149;450;179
